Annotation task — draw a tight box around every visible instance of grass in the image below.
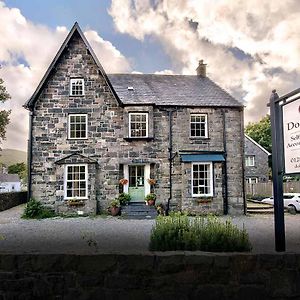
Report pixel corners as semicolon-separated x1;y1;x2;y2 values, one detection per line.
149;213;252;252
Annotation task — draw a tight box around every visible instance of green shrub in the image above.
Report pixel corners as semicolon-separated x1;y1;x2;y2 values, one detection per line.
149;214;252;252
118;193;131;205
22;198;56;219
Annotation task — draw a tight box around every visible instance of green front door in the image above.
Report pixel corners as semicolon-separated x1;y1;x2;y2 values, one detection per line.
128;165;145;202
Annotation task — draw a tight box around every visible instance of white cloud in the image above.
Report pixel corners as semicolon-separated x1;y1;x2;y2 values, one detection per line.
154;69;174;75
109;0;300;123
0;1;131;151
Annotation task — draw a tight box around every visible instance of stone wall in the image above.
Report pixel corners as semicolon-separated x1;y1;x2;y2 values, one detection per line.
0;191;27;211
245;136;269;182
0;253;299;299
30;30;245;215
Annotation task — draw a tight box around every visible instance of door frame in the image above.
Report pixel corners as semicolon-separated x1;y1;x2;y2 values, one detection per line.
123;164;151;198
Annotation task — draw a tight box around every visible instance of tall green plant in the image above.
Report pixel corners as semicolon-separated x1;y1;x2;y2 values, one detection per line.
149;214;251;252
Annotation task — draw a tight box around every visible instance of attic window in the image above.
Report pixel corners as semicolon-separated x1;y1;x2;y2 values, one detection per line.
70;78;84;96
127;86;134;91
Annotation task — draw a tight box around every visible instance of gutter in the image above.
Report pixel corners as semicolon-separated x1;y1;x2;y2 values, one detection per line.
221;109;228;215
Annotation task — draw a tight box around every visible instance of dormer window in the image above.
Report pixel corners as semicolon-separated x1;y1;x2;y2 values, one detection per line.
70;78;84;96
129;113;148;138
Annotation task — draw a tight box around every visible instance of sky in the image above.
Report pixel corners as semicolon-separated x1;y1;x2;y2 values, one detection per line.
1;0;300;151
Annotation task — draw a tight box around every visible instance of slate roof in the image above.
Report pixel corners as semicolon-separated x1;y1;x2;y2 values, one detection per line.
245;134;271;155
0;174;20;183
108;74;243;107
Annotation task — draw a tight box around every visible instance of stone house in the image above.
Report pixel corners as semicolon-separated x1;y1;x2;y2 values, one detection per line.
244;134;270;183
24;23;246;216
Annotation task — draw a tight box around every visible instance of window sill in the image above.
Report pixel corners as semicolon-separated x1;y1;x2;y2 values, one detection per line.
124;137;154;142
189;137;210;140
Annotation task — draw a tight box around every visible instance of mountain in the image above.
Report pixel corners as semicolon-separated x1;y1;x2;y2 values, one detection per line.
0;149;27;166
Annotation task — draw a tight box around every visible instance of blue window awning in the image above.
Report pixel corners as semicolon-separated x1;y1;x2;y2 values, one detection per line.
180;154;225;162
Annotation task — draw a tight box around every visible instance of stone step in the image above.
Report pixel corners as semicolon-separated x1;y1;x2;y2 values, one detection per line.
121;203;157;219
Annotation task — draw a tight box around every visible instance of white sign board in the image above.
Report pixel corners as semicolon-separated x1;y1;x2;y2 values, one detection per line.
282;98;300;174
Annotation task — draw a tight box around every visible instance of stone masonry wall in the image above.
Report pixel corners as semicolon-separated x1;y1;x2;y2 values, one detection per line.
245;136;269;182
0;253;299;299
31;30;245;215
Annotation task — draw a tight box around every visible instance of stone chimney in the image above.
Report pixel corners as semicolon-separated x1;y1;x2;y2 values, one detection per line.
196;60;206;77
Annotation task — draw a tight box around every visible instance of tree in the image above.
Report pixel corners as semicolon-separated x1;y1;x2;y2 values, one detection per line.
245;114;272;153
0;75;11;141
8;162;27;180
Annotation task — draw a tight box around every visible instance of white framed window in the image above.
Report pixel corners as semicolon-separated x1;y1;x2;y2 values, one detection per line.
68;114;87;139
64;164;88;199
246;177;258;184
192;162;213;197
70;78;84;96
190;114;208;138
129;113;148;138
245;155;255;167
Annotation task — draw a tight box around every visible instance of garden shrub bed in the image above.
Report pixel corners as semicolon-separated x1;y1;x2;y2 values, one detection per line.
149;213;252;252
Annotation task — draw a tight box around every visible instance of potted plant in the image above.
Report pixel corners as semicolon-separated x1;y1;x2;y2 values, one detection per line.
109;199;121;216
118;193;131;205
145;193;157;206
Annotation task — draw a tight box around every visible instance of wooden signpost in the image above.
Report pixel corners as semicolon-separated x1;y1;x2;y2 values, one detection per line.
269;88;300;252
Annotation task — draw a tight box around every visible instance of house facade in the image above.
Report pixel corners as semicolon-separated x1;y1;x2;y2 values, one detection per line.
244;134;270;183
24;23;245;215
0;174;21;193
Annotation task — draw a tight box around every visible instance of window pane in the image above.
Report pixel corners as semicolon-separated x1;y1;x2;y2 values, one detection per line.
190;114;207;137
129;113;148;137
192;163;212;196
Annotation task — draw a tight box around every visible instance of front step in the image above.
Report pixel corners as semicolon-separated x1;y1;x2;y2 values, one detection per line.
121;203;157;219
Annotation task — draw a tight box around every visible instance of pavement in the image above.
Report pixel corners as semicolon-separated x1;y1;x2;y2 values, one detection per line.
0;204;299;254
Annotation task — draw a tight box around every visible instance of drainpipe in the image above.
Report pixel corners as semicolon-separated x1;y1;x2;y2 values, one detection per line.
222;109;228;215
158;108;176;216
27;110;33;201
240;108;247;215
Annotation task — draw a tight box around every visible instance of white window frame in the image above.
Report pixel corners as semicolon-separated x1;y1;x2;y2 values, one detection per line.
190;113;208;138
245;155;255;167
129;112;149;138
64;164;88;199
70;78;85;96
191;162;213;197
246;177;258;184
68;114;88;140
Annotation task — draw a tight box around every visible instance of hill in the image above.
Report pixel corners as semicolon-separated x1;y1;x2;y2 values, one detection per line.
0;149;27;166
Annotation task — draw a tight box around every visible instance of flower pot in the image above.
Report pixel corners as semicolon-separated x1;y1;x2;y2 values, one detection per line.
110;206;120;216
147;199;155;206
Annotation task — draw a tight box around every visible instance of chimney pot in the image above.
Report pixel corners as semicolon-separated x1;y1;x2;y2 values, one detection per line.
196;60;207;77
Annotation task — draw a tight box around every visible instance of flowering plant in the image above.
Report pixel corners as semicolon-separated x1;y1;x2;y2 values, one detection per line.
119;178;128;185
147;178;156;185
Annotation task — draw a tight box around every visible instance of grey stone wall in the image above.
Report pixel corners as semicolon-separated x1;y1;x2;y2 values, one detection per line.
245;136;269;182
0;253;299;299
30;30;245;215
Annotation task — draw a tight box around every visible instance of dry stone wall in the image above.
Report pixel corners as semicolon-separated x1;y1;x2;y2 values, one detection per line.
0;253;299;299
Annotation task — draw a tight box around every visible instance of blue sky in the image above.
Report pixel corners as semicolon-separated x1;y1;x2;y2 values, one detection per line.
1;0;300;151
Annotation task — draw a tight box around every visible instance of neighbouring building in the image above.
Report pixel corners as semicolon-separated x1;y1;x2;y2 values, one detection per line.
24;23;246;216
0;174;21;193
244;134;270;183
